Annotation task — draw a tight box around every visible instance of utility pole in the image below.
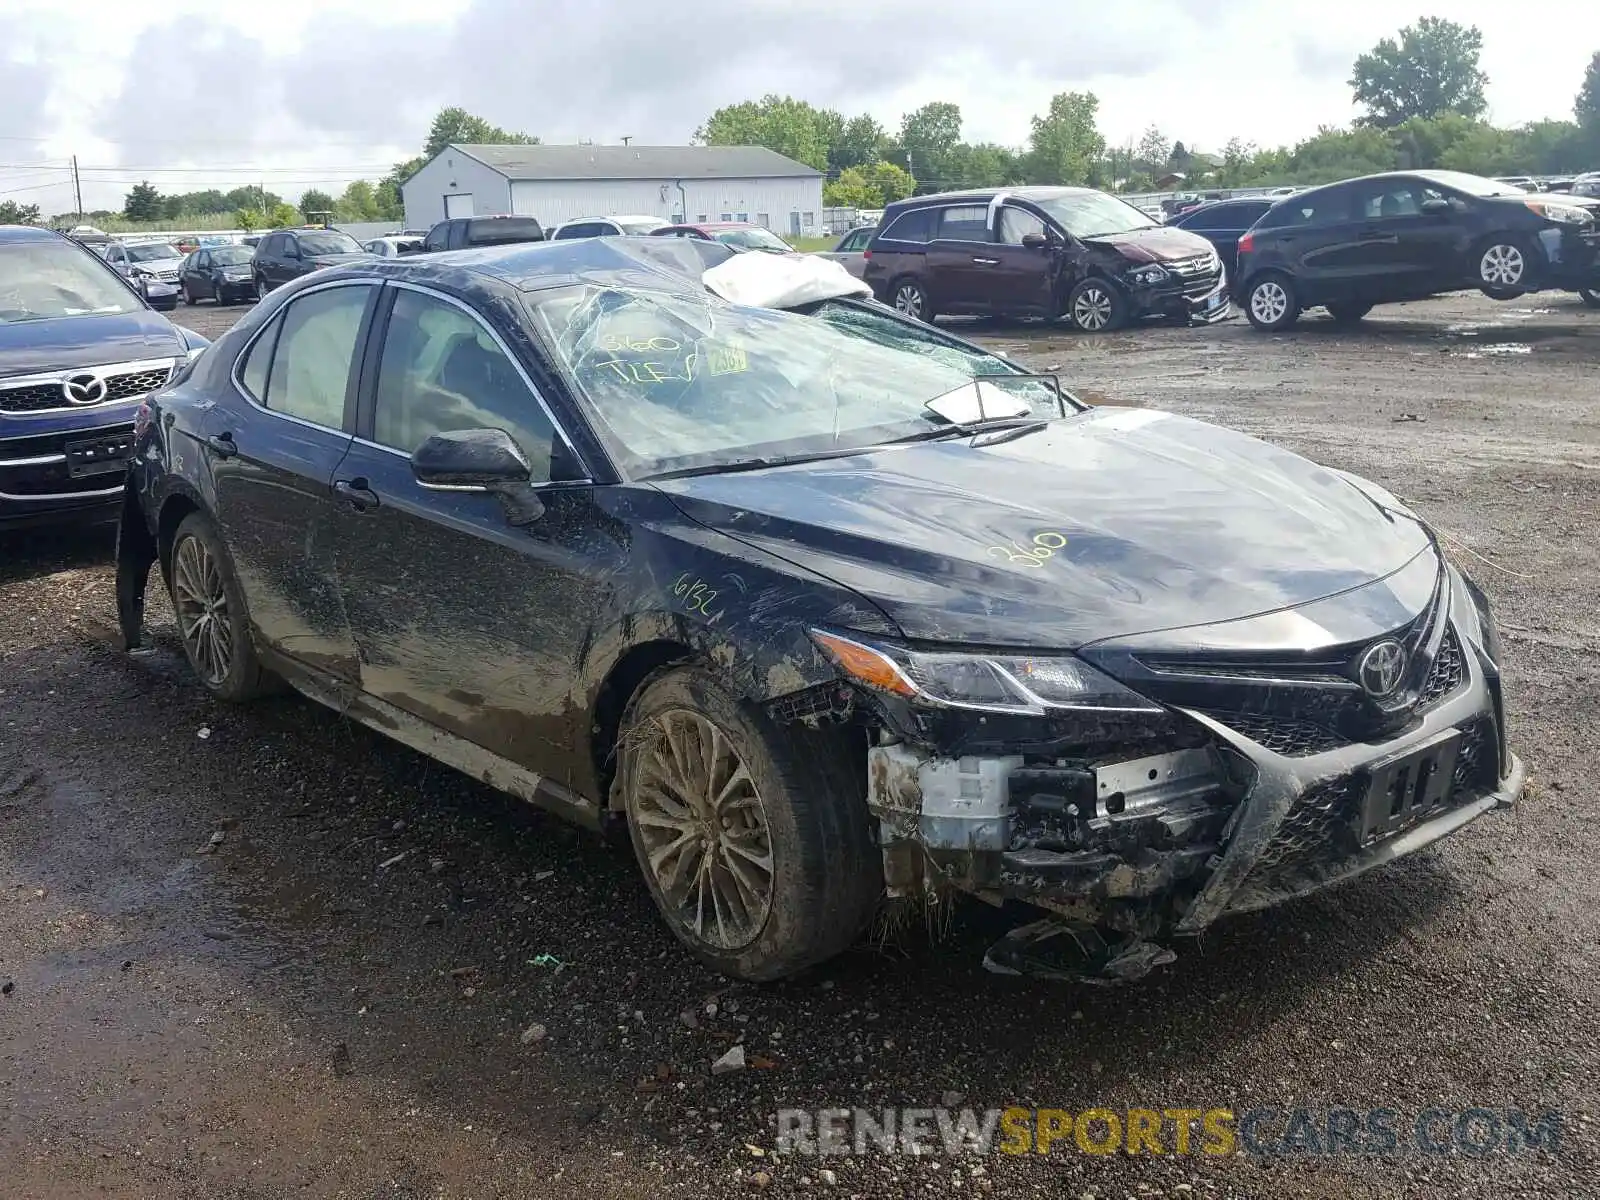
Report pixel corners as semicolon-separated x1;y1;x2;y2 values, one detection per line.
71;155;83;221
620;135;632;146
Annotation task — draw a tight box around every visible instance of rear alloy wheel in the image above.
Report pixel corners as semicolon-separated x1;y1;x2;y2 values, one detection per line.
1325;302;1372;325
891;279;933;322
1477;239;1530;290
167;513;275;702
1579;286;1600;309
181;283;194;306
618;666;880;981
1245;273;1299;331
1067;278;1126;332
255;277;269;302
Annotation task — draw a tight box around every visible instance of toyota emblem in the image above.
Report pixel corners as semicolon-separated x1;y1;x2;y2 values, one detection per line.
1356;639;1407;697
62;372;108;406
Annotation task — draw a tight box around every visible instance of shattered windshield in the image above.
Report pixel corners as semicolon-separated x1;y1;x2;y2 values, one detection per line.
1033;192;1158;239
529;287;1063;478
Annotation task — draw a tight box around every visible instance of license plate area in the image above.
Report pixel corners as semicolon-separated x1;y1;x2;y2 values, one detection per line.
65;433;135;478
1357;728;1462;845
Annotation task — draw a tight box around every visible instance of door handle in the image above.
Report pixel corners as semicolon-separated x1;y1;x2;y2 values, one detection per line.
971;257;1000;265
333;478;380;512
205;432;236;459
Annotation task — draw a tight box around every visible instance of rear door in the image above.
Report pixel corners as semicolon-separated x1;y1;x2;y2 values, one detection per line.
206;280;377;680
328;282;610;775
924;204;1001;314
1265;185;1361;304
1347;177;1460;296
182;251;209;298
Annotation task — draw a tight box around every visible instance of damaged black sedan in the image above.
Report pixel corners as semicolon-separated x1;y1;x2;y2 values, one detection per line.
116;236;1524;984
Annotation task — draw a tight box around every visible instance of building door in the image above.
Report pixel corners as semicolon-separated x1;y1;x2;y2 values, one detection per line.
788;212;801;236
444;193;474;219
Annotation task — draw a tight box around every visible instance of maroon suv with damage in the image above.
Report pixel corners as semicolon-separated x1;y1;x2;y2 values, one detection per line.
863;187;1231;331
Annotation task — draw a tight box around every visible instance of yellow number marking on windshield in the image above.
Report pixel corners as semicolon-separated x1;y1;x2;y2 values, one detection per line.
986;531;1068;570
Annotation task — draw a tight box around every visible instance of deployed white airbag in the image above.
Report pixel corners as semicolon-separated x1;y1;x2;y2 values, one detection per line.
702;251;871;309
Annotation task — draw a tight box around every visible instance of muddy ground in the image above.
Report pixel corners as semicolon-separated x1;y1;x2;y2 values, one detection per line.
3;291;1597;1199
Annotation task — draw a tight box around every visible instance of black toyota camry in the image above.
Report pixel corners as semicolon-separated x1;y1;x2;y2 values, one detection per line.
115;236;1524;984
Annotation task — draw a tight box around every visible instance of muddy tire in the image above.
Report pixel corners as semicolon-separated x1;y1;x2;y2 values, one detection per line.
1244;272;1299;332
617;665;880;981
1325;302;1372;325
166;512;276;703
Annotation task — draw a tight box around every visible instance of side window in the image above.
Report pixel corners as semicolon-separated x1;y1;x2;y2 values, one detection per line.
262;285;372;429
998;206;1046;245
1357;181;1424;220
1260;188;1352;229
373;289;559;483
236;314;283;404
937;205;991;242
423;224;451;252
879;207;935;244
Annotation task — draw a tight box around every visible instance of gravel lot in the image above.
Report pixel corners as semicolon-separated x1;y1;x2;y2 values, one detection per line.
3;291;1597;1199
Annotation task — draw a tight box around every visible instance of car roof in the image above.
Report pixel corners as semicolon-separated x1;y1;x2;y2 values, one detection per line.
326;232;739;295
0;224;64;245
885;186;1100;211
562;214;663;224
666;221;761;232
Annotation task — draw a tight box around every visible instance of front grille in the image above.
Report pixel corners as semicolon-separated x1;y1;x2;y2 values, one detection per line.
1167;253;1222;299
1212;712;1345;756
0;360;173;414
1228;716;1500;912
1417;628;1465;709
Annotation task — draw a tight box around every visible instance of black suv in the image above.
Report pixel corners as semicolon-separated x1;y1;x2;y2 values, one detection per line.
252;228;372;300
861;187;1228;331
420;215;546;253
1167;197;1275;280
1233;169;1600;331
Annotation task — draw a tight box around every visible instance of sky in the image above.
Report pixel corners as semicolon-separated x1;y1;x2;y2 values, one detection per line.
3;0;1598;217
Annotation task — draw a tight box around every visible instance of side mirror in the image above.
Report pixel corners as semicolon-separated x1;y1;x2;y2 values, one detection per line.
411;427;532;491
1420;198;1451;216
1021;232;1049;249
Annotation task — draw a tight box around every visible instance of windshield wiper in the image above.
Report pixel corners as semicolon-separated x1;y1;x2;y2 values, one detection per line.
886;416;1049;445
647;445;878;481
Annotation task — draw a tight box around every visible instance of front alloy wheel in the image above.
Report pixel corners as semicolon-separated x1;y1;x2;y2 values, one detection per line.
892;280;931;322
1479;241;1527;288
1068;279;1123;332
630;709;774;951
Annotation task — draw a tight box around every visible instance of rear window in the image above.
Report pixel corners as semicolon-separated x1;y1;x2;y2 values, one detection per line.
1181;203;1265;231
937;205;991;242
465;218;545;246
877;208;936;244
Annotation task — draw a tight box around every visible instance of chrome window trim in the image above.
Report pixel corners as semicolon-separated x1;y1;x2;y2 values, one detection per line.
227;278;376;437
374;279;594;482
0;452;69;467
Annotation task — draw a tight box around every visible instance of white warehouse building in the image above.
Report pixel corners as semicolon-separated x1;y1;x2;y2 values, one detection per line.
401;144;826;238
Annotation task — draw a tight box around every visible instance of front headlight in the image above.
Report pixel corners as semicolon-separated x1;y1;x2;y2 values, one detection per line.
810;629;1163;716
1126;264;1169;287
1525;200;1591;225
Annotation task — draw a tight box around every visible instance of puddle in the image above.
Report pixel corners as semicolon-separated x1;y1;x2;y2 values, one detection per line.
1463;343;1533;358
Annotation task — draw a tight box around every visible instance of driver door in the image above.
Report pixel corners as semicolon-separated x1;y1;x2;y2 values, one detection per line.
987;205;1058;315
326;282;617;776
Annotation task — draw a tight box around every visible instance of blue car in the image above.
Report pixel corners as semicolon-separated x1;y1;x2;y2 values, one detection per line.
0;225;209;530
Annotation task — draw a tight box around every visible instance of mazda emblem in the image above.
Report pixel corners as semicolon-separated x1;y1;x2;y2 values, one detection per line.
62;372;108;406
1356;639;1407;697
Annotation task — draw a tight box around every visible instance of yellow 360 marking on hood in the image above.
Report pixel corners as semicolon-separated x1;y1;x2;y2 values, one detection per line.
986;530;1068;569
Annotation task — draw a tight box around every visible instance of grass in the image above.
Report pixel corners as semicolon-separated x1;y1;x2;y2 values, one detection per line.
790;235;836;252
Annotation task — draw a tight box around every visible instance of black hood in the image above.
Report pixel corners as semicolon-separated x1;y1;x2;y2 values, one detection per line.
308;252;375;267
0;308;185;377
1082;224;1215;264
654;408;1433;648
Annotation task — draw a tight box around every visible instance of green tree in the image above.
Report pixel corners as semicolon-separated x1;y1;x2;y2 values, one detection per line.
823;168;879;209
298;188;336;217
1287;125;1396;182
1215;138;1258;187
1134;125;1171;172
1026;92;1105;186
899;101;963;185
832;113;887;170
123;181;162;221
861;160;915;203
337;180;382;221
1350;17;1488;129
945;142;1020;189
0;200;41;224
268;202;300;228
235;208;259;231
696;95;832;170
424;106;537;157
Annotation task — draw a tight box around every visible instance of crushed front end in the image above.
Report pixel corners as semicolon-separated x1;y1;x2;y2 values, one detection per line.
807;545;1524;983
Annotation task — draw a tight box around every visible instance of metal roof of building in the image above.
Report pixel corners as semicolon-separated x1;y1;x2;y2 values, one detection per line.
449;144;823;181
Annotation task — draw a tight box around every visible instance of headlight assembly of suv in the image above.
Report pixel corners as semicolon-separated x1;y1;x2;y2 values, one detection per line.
1525;200;1592;225
810;629;1163;716
1126;264;1169;287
